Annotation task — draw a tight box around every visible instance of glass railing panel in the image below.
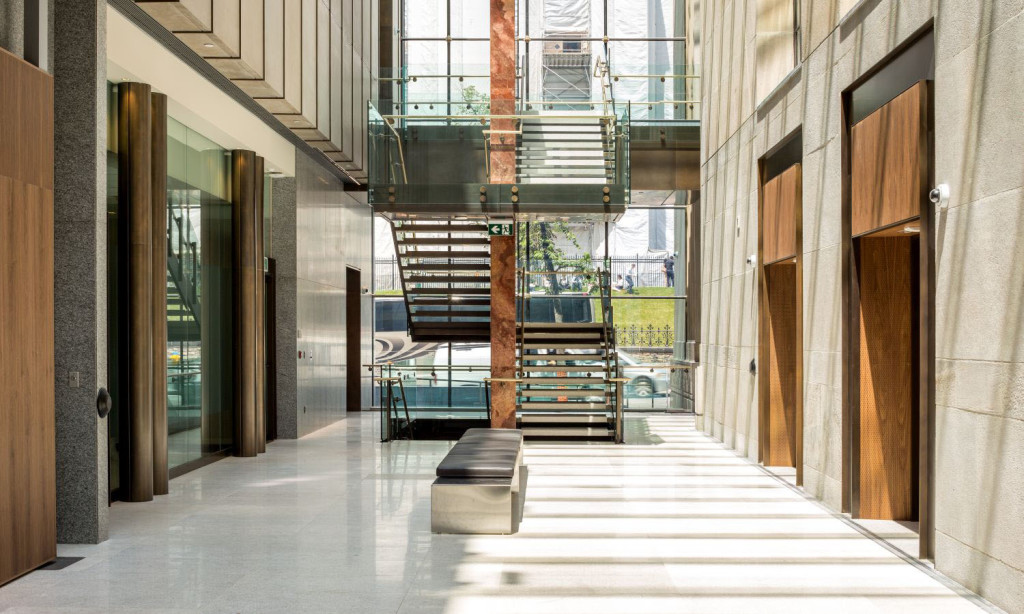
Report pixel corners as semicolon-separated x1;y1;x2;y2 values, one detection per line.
367;96;630;210
605;62;701;121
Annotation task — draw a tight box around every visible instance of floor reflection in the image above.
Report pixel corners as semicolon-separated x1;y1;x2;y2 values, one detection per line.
0;414;993;614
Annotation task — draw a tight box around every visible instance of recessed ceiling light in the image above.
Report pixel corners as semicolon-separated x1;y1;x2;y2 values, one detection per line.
203;43;215;48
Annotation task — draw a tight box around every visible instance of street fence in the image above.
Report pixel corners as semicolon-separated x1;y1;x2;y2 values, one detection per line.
374;255;680;292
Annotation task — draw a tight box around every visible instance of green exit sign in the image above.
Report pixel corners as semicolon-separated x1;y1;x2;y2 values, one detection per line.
488;222;513;237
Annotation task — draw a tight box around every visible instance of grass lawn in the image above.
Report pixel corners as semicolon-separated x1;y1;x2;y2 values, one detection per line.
609;287;679;330
374;286;679;330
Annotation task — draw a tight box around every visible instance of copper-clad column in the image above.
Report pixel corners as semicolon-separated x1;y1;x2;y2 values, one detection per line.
490;231;517;429
150;93;169;494
489;0;518;427
489;0;516;182
254;156;266;453
118;82;154;502
232;150;258;457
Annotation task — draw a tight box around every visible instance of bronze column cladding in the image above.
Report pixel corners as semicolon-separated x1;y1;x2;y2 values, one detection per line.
118;82;154;502
232;150;259;457
150;92;169;495
254;156;266;453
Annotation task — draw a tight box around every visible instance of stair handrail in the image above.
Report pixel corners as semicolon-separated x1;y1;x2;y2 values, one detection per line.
167;208;202;328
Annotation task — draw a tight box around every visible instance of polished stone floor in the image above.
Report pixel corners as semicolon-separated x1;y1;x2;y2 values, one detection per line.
0;413;997;613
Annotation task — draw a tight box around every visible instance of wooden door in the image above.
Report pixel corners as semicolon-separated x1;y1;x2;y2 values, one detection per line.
346;267;362;411
0;48;56;586
759;163;802;473
850;81;928;521
764;262;798;466
856;236;918;519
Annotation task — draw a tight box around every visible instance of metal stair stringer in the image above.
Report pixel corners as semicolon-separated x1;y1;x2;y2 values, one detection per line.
391;218;492;343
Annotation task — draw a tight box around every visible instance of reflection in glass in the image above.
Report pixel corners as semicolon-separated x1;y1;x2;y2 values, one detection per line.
165;118;234;470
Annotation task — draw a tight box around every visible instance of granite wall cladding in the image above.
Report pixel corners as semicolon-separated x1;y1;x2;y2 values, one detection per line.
697;0;1024;610
271;177;298;439
51;0;108;544
274;151;373;439
0;0;25;58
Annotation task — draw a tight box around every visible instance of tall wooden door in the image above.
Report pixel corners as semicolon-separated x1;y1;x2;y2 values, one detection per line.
346;267;362;411
759;163;802;474
850;81;929;521
0;48;56;586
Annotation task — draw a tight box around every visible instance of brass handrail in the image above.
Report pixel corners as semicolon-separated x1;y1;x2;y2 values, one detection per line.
382;118;408;183
381;113;616;121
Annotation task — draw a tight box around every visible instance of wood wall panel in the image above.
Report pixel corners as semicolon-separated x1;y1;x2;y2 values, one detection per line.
135;0;370;179
0;48;56;586
0;53;54;189
136;0;213;32
765;262;798;467
299;0;317;128
762;163;800;264
857;236;918;520
851;82;926;236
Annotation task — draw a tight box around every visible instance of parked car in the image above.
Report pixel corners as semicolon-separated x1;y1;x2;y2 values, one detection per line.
616;350;670;397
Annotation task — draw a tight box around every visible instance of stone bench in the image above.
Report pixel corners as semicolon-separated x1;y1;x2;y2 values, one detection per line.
430;428;528;534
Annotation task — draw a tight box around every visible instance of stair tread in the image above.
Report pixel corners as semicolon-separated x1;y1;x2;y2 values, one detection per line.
395;238;491;245
519;402;613;410
401;254;490;261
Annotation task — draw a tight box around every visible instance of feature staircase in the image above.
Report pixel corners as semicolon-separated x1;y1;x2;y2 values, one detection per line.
391;218;492;343
167;208;201;343
516;270;622;441
516;113;616;185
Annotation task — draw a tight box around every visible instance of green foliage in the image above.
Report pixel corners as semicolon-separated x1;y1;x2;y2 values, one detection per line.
517;222;594;296
461;85;490;115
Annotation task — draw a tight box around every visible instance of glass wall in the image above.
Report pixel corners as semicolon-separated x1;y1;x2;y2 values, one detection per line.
516;202;691;410
165;118;235;470
106;85;238;498
398;0;694;118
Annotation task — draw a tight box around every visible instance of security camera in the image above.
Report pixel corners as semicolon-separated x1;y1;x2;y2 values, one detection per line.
746;254;757;266
929;183;950;208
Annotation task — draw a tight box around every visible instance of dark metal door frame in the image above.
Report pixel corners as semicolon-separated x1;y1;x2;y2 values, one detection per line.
265;258;277;440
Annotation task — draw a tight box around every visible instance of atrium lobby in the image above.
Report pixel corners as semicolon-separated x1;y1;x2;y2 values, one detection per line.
0;0;1021;612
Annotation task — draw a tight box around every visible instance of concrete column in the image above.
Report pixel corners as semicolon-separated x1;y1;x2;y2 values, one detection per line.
489;0;515;183
490;232;517;429
52;0;107;543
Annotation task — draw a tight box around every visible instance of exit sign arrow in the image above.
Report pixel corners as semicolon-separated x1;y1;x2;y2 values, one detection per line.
488;222;513;237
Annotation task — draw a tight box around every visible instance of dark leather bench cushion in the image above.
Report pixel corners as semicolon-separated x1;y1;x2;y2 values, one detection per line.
436;450;517;478
435;428;523;479
450;439;519;454
461;428;523;442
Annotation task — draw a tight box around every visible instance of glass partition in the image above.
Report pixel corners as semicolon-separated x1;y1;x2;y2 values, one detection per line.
165;118;235;471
